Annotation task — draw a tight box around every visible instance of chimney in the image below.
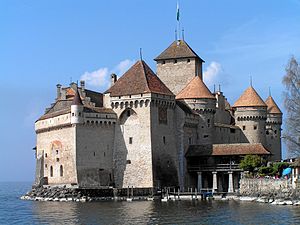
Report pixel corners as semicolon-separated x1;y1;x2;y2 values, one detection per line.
80;80;85;91
111;73;117;87
56;84;62;100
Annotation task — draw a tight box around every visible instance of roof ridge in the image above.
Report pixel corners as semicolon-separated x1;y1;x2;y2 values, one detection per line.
140;60;151;93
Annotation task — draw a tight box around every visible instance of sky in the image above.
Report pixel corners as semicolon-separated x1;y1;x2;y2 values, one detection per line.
1;0;300;182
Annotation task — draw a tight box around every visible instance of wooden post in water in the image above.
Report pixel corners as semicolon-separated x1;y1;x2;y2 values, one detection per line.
195;188;198;200
177;188;180;200
131;186;134;199
127;186;129;199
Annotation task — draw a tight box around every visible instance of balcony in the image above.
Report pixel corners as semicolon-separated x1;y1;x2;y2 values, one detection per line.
188;163;241;172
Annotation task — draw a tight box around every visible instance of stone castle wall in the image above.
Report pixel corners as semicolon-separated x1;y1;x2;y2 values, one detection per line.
151;101;179;188
112;96;154;188
234;107;267;145
75;123;115;188
156;58;200;95
36;124;77;185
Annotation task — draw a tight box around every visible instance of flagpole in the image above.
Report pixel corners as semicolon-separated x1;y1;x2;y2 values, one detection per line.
177;1;180;41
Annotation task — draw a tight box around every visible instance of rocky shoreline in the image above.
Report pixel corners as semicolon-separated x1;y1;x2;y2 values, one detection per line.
239;196;300;206
21;186;300;206
20;186;154;202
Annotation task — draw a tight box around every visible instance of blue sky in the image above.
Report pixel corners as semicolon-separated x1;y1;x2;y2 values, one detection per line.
1;0;300;182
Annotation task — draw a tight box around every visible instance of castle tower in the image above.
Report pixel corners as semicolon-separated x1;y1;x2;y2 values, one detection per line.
154;40;205;95
71;88;84;124
176;75;216;145
265;95;282;161
105;60;178;189
233;86;267;145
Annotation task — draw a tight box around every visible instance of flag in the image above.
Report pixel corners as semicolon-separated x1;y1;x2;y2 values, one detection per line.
176;2;180;21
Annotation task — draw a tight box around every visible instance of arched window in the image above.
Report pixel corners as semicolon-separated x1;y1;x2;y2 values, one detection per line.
50;166;53;177
60;165;63;177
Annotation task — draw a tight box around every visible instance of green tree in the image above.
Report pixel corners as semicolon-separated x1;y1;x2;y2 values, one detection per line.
283;56;300;156
239;155;262;174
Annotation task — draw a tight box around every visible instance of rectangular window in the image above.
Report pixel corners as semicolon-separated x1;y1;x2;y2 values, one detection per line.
163;136;166;144
129;137;133;144
203;135;209;138
158;107;168;124
230;128;236;133
254;125;257;130
188;137;192;144
243;126;246;130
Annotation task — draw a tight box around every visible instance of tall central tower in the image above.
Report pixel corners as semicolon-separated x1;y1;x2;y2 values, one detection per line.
154;40;204;95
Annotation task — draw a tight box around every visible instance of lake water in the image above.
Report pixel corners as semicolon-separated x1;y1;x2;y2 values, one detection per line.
1;182;300;224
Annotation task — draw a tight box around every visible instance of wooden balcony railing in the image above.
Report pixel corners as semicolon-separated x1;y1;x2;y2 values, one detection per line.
188;163;241;172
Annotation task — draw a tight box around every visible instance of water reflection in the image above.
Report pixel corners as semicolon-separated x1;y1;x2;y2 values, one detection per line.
28;198;300;224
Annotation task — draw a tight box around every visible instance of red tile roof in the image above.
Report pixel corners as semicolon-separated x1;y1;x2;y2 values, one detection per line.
265;96;282;114
176;76;215;99
212;143;270;156
154;40;204;61
186;143;270;157
105;60;174;97
233;86;267;108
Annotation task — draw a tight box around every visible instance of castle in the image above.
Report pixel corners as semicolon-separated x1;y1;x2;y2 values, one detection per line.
34;39;282;193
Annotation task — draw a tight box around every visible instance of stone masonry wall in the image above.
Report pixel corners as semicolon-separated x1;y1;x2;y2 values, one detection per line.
112;96;153;188
239;178;292;197
156;58;199;95
76;123;115;188
36;125;77;185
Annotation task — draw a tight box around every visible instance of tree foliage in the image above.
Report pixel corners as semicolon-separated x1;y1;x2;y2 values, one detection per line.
239;155;262;173
283;56;300;156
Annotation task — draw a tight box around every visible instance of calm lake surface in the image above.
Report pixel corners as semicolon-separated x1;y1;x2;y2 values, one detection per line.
1;182;300;225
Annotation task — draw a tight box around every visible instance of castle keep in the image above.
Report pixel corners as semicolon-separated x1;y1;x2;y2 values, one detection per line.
34;39;282;193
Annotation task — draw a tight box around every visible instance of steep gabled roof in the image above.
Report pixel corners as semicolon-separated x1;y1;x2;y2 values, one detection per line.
105;60;174;97
233;86;267;107
71;89;83;105
176;76;215;99
265;96;282;114
154;40;204;61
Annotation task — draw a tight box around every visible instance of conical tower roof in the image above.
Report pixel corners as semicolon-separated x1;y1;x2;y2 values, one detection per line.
105;60;174;97
265;96;282;114
154;40;204;62
71;88;83;105
176;76;215;100
233;86;266;107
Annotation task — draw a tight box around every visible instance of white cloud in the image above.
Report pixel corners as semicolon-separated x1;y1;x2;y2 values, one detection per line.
203;61;222;86
80;67;109;87
80;59;135;90
113;59;135;75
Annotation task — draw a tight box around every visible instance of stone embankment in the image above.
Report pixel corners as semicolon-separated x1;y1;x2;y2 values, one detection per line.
239;178;300;206
21;186;154;202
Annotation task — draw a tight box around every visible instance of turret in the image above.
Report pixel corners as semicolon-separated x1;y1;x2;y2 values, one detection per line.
265;95;282;161
71;88;84;124
176;75;216;144
233;86;267;145
155;40;205;95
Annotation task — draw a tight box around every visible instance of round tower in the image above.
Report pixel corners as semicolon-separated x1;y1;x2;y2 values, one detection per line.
233;86;267;145
265;95;282;161
71;88;84;124
176;75;216;145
